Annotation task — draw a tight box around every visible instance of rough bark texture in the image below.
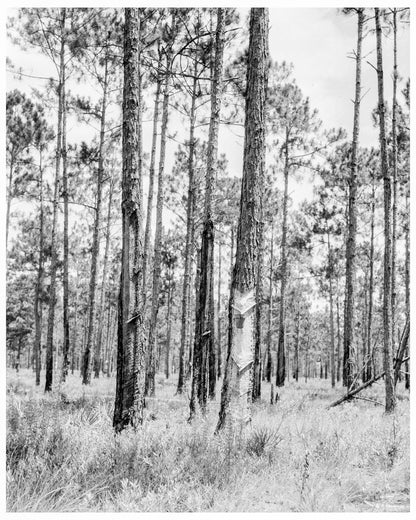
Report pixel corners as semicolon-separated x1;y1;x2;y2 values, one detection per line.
343;8;363;389
216;8;268;432
216;241;222;378
146;30;173;397
327;234;336;388
82;54;108;385
375;7;395;413
113;8;146;431
366;167;376;383
190;8;225;416
45;9;66;392
404;193;410;389
61;80;70;382
276;145;289;387
165;277;173;379
391;8;398;359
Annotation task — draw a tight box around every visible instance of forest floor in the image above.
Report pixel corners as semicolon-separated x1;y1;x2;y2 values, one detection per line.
6;368;410;512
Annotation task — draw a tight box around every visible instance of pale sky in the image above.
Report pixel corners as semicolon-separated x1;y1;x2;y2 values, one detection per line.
6;7;410;213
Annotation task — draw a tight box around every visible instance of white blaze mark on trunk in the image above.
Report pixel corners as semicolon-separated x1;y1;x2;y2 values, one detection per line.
231;289;256;424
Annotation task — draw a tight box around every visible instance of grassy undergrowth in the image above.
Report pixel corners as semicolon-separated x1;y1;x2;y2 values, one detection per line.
6;368;409;512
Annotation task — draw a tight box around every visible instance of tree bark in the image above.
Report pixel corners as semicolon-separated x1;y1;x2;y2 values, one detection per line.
45;8;66;393
190;8;225;416
177;57;198;395
216;240;222;378
113;8;146;431
82;52;108;385
34;149;44;386
94;176;113;378
327;233;336;388
276;142;289;387
61;79;70;382
142;46;162;306
391;8;398;361
343;8;363;389
146;28;173;397
265;221;274;382
375;8;395;413
216;8;268;432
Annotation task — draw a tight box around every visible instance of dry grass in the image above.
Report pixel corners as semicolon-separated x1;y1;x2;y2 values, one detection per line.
6;368;410;512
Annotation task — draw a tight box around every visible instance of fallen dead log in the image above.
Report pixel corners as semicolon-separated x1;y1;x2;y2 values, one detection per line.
328;317;410;409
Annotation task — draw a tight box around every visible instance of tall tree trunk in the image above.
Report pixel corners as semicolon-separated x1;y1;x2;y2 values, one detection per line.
216;8;268;432
366;167;375;383
94;176;113;378
190;8;225;416
177;59;198;395
343;8;363;389
294;307;300;382
391;8;398;361
404;192;410;389
327;233;336;388
146;30;173;397
253;216;264;400
142;46;162;305
45;8;66;392
165;276;173;379
34;149;44;386
216;240;222;378
82;53;108;385
61;80;70;382
265;222;274;382
375;7;395;413
113;8;146;431
276;142;289;387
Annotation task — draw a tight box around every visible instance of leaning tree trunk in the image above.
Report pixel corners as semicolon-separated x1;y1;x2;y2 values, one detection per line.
34;149;44;386
82;54;108;385
216;8;268;432
375;8;395;413
276;141;289;387
343;8;363;390
113;8;146;431
45;9;66;393
146;33;173;397
190;8;225;417
176;61;198;395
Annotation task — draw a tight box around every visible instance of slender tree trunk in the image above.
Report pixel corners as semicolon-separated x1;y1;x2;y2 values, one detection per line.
327;233;336;388
45;9;66;392
404;192;410;389
375;7;395;413
82;54;108;385
113;8;146;431
6;158;14;248
216;240;222;378
366;168;375;383
142;47;162;305
294;308;300;382
253;216;264;400
146;30;173;397
34;150;44;386
276;143;289;387
94;176;113;378
71;271;79;375
391;8;398;361
343;8;363;389
165;277;173;379
177;60;198;395
216;8;268;432
190;8;225;415
61;80;70;382
265;222;274;382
